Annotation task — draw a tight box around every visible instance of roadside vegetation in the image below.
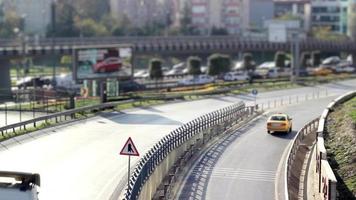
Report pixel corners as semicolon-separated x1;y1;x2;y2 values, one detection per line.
325;97;356;199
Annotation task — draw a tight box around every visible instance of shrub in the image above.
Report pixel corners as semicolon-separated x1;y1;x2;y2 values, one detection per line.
242;53;255;71
187;56;202;76
311;51;321;67
207;54;231;76
275;51;286;68
149;58;163;80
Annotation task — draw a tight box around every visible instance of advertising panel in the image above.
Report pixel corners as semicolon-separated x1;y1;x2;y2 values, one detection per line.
73;46;133;80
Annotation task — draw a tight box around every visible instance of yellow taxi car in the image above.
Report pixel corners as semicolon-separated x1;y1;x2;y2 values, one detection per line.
267;113;292;134
312;67;333;76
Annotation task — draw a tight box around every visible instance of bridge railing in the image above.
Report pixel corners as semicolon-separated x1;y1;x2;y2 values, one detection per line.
122;102;258;200
0;36;352;48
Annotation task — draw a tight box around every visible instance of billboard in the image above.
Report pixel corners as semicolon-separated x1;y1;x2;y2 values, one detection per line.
73;45;133;80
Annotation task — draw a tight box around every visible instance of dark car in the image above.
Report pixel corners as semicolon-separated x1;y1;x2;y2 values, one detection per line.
17;77;51;89
119;81;146;93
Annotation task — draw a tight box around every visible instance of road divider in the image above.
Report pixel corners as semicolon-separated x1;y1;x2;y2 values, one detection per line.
121;102;259;200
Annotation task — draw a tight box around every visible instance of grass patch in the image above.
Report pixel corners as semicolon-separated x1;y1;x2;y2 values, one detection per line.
345;97;356;123
325;96;356;199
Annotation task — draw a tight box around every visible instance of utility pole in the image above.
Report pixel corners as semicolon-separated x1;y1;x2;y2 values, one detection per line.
291;32;300;82
51;0;57;87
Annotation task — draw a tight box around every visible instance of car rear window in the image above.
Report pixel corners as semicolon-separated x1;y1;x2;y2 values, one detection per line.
271;116;286;121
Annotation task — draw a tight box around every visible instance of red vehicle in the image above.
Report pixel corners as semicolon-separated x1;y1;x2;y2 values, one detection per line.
93;57;122;73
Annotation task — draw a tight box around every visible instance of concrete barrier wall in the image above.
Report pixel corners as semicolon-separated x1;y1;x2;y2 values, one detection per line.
314;90;356;200
139;129;206;200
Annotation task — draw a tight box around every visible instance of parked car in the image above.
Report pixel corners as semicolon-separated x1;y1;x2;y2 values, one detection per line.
334;66;356;73
254;67;290;79
134;70;149;78
119;81;146;93
267;113;292;134
333;61;355;73
93;57;122;73
312;67;333;76
223;71;249;81
177;74;215;86
17;76;51;89
321;56;340;66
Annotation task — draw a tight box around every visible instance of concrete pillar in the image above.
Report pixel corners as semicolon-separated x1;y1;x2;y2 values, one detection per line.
0;59;12;101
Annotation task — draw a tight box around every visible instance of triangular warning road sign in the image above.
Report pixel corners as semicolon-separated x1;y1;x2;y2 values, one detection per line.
120;137;139;156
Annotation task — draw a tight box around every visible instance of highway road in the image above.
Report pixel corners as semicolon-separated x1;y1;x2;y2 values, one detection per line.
176;96;336;200
0;79;355;200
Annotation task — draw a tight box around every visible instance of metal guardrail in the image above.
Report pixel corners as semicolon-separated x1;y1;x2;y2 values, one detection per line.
285;117;319;200
0;99;134;137
122;102;256;200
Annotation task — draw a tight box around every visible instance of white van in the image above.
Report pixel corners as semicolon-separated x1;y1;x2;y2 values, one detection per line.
0;171;40;200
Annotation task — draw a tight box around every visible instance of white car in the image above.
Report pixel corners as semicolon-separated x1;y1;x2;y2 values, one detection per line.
178;75;215;86
334;66;355;73
223;71;249;81
0;171;40;200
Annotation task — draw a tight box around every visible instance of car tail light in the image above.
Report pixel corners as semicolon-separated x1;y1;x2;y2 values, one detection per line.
281;123;286;126
267;123;271;126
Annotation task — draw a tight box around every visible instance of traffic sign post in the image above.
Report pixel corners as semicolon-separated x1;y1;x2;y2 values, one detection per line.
252;89;258;106
120;137;139;192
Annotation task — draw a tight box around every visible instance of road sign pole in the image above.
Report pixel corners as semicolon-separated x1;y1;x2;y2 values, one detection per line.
127;155;130;192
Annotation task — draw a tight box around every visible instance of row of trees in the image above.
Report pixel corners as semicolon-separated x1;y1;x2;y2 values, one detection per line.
147;51;323;80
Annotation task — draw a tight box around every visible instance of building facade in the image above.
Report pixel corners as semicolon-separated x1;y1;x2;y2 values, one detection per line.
274;0;311;32
311;0;348;34
247;0;275;30
110;0;170;28
191;0;243;35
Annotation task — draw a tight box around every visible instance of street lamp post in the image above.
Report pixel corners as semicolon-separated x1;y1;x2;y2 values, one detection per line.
51;0;57;87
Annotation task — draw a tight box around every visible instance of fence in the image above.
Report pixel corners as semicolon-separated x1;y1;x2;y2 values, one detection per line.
0;99;134;138
122;102;257;200
285;117;319;200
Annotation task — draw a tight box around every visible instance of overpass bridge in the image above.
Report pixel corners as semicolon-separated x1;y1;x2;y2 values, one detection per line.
1;35;356;100
0;36;356;56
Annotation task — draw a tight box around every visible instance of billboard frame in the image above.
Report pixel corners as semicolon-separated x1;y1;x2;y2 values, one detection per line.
72;44;134;82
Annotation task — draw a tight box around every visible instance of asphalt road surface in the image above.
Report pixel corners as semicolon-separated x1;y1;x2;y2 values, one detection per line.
0;79;355;200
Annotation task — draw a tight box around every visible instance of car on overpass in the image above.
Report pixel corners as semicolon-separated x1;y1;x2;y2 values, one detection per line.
0;171;40;200
267;113;292;134
93;57;122;73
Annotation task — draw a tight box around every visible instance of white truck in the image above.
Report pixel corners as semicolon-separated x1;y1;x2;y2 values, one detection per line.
0;171;40;200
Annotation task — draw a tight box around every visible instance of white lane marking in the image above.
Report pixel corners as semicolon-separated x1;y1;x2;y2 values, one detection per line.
210;175;275;182
191;167;276;182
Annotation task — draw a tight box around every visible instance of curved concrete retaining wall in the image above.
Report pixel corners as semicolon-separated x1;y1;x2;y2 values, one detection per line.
314;90;355;200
